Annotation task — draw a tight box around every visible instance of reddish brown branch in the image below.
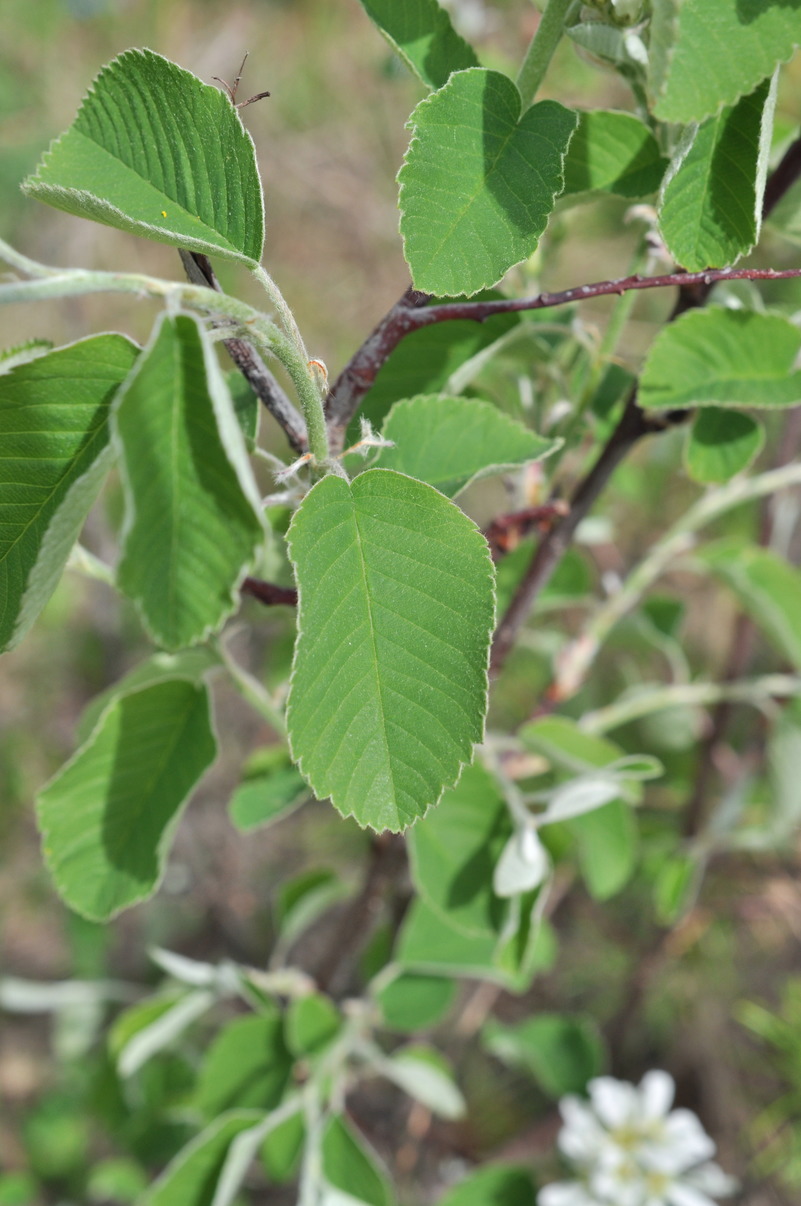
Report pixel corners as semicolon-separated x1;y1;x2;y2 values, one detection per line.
490;392;676;674
484;500;570;560
241;577;298;607
324;268;801;450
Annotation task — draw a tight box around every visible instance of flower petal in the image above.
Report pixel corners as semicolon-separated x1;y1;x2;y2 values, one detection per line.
589;1076;640;1128
639;1070;675;1120
684;1162;738;1197
538;1180;603;1206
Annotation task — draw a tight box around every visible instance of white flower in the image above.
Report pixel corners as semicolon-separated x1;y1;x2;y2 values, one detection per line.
538;1071;737;1206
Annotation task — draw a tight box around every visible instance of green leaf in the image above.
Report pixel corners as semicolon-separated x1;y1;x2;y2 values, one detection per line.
37;679;216;920
23;49;264;265
285;994;342;1057
437;1165;536;1206
408;762;510;937
654;853;698;924
658;77;776;270
484;1013;604;1098
321;1115;394;1206
563;110;667;199
286;469;494;832
639;308;801;411
0;334;138;653
227;372;260;451
399;69;577;295
228;752;308;833
520;715;622;773
375;972;456;1032
569;800;637;900
383;1045;465;1119
260;1111;304;1184
648;0;801;124
76;648;220;744
357;0;478;89
699;541;801;671
374;395;559;497
146;1111;264;1206
274;869;351;953
114;312;263;651
194;1011;292;1118
396;897;532;990
684;406;764;484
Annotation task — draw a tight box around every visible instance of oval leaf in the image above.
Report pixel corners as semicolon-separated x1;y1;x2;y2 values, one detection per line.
146;1112;264;1206
114;312;264;651
399;68;577;296
658;76;775;270
0;334;138;653
22;49;264;266
684;406;764;484
375;395;559;497
638;308;801;411
286;469;494;832
437;1165;535;1206
409;761;510;936
36;679;217;920
357;0;478;89
321;1115;393;1206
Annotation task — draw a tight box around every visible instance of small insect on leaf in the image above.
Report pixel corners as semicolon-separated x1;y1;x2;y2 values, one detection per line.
213;52;270;110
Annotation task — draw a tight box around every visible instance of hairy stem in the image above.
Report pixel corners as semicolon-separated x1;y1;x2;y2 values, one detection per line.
581;675;800;736
182;252;307;454
551;460;801;697
516;0;576;108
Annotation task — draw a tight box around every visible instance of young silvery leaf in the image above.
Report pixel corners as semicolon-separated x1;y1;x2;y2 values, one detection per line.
648;0;801;124
399;68;577;295
0;334;138;653
23;49;265;266
113;312;264;651
286;469;495;832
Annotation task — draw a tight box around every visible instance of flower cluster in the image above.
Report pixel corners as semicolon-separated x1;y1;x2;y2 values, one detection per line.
539;1071;737;1206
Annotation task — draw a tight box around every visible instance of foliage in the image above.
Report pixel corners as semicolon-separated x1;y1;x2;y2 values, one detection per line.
2;0;801;1202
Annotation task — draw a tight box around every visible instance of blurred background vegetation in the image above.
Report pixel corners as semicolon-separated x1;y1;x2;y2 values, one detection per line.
2;2;801;1204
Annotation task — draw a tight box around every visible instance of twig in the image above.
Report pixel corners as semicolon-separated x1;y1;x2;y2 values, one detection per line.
325;286;431;454
490;390;668;674
549;461;801;699
762;132;801;218
181;252;308;454
314;833;408;996
581;675;801;737
323;268;801;453
240;577;298;607
484;501;570;560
